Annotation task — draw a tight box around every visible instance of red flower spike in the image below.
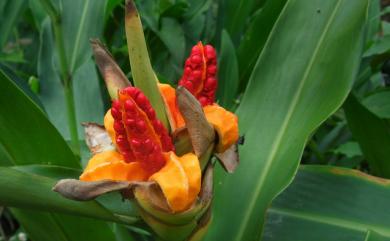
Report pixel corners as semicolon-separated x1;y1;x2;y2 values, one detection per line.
112;87;174;173
179;42;218;106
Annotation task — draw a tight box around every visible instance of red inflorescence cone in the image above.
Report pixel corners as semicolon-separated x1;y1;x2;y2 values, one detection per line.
111;86;174;173
179;42;218;106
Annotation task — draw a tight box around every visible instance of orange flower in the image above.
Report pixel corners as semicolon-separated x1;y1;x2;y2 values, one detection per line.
79;42;239;213
160;42;239;153
81;86;201;212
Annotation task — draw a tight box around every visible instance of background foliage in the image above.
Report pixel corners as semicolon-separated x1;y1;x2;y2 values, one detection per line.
0;0;389;240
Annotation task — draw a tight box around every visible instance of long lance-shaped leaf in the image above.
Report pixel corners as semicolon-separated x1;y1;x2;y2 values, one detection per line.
0;166;139;225
38;19;105;140
0;71;139;226
217;30;239;110
205;1;369;240
361;90;390;119
90;39;131;99
236;0;287;90
344;94;390;178
263;165;390;240
222;0;258;44
11;209;117;241
0;70;79;168
0;10;135;239
0;0;25;48
124;0;169;129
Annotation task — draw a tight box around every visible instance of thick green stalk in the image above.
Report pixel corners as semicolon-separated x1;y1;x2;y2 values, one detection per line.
63;82;80;155
124;0;169;130
38;0;80;156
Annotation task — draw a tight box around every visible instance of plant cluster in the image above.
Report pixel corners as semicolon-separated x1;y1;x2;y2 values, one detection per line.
0;0;389;241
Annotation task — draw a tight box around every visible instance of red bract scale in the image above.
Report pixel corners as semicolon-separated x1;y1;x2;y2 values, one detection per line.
111;86;174;173
179;42;218;106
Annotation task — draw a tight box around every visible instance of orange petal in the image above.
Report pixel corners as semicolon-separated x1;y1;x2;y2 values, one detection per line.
104;110;116;144
178;152;201;204
203;104;239;153
158;83;185;130
80;150;149;182
149;152;201;212
83;150;122;172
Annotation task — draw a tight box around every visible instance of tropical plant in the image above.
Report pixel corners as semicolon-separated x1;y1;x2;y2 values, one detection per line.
0;0;390;240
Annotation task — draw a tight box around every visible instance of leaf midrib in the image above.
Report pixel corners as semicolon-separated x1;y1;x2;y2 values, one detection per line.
69;0;90;72
269;207;390;236
233;1;343;240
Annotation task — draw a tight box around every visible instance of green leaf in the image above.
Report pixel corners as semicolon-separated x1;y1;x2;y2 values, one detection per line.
11;209;69;241
381;5;390;16
365;0;381;42
222;0;258;44
104;0;123;23
0;0;25;48
29;0;47;30
383;22;390;36
34;0;107;143
38;20;105;140
137;0;159;31
59;0;107;73
11;209;116;241
13;164;81;179
14;164;139;222
334;141;363;158
125;0;169;130
113;224;137;241
158;17;185;66
0;71;139;232
145;16;186;81
206;1;369;240
363;35;390;57
217;30;239;109
0;70;79;168
0;51;25;64
236;0;287;91
0;166;139;224
0;144;13;166
344;94;390;177
263;165;390;240
160;1;188;18
0;63;44;109
183;0;210;20
362;89;390;119
183;12;205;43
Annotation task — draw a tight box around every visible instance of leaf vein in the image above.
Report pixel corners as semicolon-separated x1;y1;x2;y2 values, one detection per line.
233;1;344;240
70;0;90;72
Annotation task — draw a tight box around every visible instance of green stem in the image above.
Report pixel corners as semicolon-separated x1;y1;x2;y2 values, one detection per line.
38;0;80;156
64;82;80;155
